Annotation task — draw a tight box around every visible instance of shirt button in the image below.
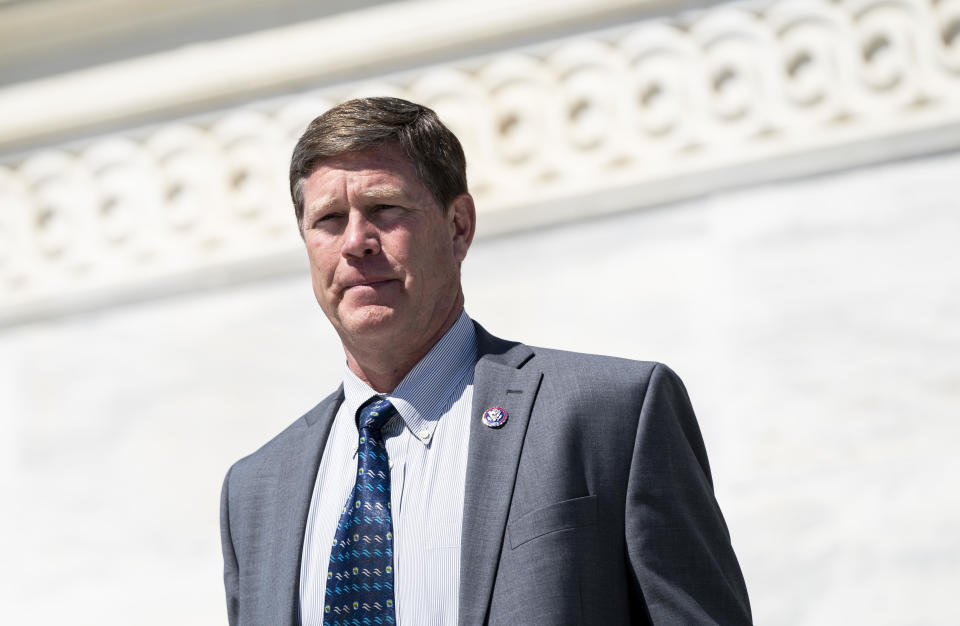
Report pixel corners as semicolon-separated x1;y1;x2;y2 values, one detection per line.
389;460;394;469
419;429;429;440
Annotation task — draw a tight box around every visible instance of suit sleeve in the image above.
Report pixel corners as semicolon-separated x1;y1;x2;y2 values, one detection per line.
625;363;752;625
220;466;240;626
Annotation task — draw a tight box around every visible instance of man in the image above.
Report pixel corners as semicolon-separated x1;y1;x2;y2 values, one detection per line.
220;97;751;625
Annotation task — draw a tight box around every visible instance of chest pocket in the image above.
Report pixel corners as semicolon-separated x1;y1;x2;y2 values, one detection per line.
507;494;598;549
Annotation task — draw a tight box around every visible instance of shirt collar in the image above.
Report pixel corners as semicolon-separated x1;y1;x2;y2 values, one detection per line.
340;310;477;446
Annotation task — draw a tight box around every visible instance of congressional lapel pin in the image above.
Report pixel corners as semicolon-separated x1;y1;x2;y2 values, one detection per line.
482;406;508;428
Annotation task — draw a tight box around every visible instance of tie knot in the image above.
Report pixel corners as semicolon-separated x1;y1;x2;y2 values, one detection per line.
357;397;397;432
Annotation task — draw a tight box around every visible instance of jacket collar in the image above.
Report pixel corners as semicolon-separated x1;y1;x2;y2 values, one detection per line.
458;322;542;625
278;387;343;625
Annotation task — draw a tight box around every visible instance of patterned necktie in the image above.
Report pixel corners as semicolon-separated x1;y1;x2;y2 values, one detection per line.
324;397;398;625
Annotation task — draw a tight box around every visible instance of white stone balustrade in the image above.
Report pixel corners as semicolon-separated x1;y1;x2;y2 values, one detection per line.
2;0;960;322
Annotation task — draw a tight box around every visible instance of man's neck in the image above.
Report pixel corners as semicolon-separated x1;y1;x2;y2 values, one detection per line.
343;304;464;393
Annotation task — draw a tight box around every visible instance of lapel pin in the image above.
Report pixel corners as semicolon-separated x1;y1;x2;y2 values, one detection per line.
482;406;508;428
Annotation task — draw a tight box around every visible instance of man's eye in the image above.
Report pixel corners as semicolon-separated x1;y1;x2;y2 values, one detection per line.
312;213;342;227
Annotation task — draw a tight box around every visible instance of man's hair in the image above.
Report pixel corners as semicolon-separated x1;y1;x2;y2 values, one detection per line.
289;96;468;228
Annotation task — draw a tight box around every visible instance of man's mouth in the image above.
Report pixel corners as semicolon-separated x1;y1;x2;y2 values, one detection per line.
344;278;396;290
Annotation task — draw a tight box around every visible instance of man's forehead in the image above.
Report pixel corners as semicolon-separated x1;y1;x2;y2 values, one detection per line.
313;143;413;174
303;149;432;210
304;168;432;210
305;181;414;210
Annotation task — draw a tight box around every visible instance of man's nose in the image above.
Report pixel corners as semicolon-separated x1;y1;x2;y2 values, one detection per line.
341;211;381;258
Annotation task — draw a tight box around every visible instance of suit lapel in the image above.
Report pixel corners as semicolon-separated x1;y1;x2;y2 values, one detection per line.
272;388;343;625
459;325;542;625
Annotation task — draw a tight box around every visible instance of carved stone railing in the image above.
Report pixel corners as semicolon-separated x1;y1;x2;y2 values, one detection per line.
2;0;959;323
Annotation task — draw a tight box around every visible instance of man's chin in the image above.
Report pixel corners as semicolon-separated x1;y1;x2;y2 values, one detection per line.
337;305;400;337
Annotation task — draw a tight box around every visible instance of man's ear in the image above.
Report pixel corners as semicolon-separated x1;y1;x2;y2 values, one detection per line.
448;193;476;262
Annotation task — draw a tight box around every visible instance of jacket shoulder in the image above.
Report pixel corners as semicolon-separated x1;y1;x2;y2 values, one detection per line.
474;320;668;381
527;344;666;384
518;345;694;427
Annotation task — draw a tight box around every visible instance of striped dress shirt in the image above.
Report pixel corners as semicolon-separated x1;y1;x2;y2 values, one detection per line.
299;311;477;625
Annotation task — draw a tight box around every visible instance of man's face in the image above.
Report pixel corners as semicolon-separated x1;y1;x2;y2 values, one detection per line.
300;144;474;357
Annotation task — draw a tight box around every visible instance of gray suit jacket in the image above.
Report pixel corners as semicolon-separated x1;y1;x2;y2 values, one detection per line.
220;323;752;625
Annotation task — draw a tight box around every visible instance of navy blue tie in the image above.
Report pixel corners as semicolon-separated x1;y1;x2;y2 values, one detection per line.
324;397;397;625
